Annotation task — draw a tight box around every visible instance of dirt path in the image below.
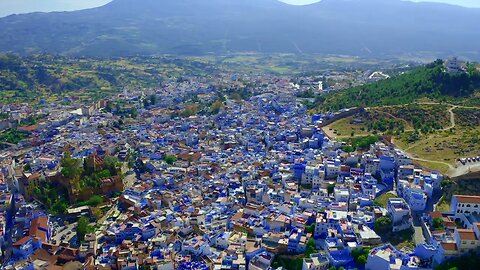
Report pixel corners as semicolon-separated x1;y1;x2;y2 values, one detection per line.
325;102;480;177
409;156;454;170
441;105;457;131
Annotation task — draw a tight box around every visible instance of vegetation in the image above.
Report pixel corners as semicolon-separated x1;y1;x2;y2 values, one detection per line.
351;247;370;266
305;224;315;234
374;216;392;233
305;238;318;257
77;216;94;243
0;129;28;145
78;195;104;207
316;60;480;111
454;108;480;128
327;184;336;195
400;127;480;167
432;217;444;230
210;100;224;115
271;255;303;270
19;114;45;127
33;182;69;214
80;156;122;191
61;152;83;191
164;155;177;165
296;89;315;98
435;252;480;270
80;170;109;189
374;193;397;208
0;54;219;104
379;104;450;133
341;135;380;152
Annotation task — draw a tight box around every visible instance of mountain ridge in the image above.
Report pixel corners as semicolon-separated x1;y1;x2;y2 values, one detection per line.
0;0;479;57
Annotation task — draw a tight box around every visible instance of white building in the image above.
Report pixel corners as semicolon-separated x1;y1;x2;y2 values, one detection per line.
334;187;349;203
302;253;330;270
450;195;480;219
302;165;324;188
325;162;340;179
388;198;412;232
366;243;421;270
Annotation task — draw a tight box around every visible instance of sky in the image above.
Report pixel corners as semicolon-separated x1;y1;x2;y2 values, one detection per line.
0;0;479;17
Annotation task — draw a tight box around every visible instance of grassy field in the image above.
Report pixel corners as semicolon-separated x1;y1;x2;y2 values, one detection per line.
323;116;373;137
397;127;480;166
436;198;451;212
374;192;397;208
414;160;450;174
322;109;413;138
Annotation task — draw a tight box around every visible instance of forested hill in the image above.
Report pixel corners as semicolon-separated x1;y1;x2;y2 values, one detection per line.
316;60;480;111
0;0;480;57
0;54;218;104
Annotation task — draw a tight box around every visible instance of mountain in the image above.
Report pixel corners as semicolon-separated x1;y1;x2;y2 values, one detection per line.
0;0;479;57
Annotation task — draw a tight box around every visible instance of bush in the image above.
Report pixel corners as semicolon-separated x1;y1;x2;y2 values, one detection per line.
78;195;104;207
374;216;392;233
164;155;177;165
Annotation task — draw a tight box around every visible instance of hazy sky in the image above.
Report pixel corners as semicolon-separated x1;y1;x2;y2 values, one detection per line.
0;0;479;17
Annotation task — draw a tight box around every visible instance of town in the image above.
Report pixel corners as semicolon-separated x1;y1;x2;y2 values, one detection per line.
0;71;478;270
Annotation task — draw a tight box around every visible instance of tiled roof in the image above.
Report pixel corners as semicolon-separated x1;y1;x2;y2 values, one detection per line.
455;195;480;204
457;229;477;240
441;242;457;251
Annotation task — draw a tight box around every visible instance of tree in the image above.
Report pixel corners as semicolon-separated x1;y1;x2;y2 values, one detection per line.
210;100;224;115
52;199;68;214
357;255;367;266
164;155;177;165
61;152;83;190
305;238;317;257
327;184;336;195
23;163;32;172
374;216;392;233
305;224;315;234
78;195;104;207
432;217;444;230
91;207;103;221
351;247;370;266
105;101;113;112
104;156;120;175
77;216;91;242
150;94;157;105
130;107;138;118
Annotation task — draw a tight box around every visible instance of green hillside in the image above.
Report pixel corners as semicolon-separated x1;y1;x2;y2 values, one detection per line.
315;60;480;111
0;54;218;104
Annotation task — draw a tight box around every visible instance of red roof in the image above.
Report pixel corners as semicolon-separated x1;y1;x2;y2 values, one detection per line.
29;216;49;243
457;229;477;240
430;211;442;219
13;236;31;246
455;195;480;204
441;242;457;251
